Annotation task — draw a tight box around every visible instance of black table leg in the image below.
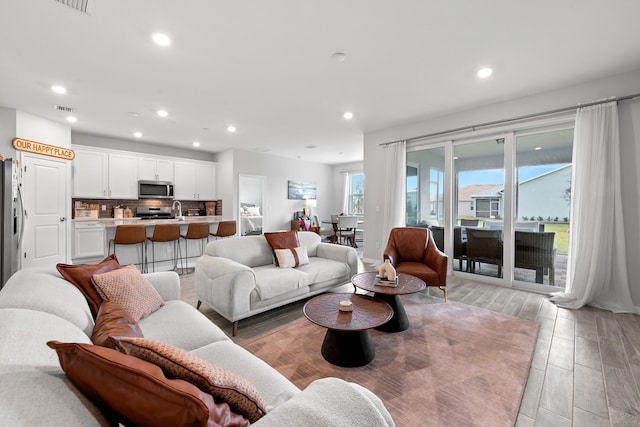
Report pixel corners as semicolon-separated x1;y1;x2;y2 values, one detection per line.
374;294;409;332
321;329;375;367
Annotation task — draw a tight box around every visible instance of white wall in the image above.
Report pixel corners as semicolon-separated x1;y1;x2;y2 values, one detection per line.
227;149;333;232
16;111;70;149
0;108;17;156
364;68;640;307
72;132;215;162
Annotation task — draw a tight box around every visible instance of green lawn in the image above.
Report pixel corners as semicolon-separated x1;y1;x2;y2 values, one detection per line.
543;223;569;255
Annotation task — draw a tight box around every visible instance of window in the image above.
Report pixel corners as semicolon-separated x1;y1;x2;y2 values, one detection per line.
348;173;364;215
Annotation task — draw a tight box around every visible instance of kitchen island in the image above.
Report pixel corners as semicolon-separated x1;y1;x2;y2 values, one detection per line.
72;216;231;271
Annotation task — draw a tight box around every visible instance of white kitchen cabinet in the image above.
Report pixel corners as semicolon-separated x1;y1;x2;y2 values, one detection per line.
196;163;216;200
174;161;216;200
139;157;174;182
73;148;138;199
73;149;108;198
73;221;106;260
108;153;138;199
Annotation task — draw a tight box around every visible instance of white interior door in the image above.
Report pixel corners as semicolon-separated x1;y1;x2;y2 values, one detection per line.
22;154;69;268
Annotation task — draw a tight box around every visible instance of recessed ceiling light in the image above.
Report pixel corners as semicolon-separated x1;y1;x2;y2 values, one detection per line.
152;33;171;46
534;146;542;151
133;131;142;138
343;111;353;120
477;67;493;78
66;116;77;123
453;156;459;160
157;109;168;118
51;85;67;94
227;125;236;133
193;141;200;148
332;52;346;62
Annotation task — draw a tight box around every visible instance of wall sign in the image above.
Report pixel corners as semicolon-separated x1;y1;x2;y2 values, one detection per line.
12;138;75;160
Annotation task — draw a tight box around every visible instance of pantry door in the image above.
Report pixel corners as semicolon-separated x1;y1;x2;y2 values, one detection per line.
21;154;69;268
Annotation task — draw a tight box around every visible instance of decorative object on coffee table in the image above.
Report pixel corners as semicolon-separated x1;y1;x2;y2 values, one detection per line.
352;271;426;332
303;293;393;367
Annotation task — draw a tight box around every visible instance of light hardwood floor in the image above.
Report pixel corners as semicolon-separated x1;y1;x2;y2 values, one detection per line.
180;266;640;426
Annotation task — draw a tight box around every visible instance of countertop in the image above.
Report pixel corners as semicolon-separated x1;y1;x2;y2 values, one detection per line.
73;216;226;228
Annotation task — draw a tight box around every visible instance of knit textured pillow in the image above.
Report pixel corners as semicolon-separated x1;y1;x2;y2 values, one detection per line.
118;337;266;423
91;265;164;322
274;246;309;268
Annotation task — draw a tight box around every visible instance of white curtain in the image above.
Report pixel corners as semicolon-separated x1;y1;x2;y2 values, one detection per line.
340;172;349;214
381;141;406;247
551;101;635;312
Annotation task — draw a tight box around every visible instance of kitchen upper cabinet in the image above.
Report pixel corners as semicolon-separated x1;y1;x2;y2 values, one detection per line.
108;153;138;199
174;161;216;200
73;149;108;198
196;163;216;200
73;148;138;199
139;157;174;182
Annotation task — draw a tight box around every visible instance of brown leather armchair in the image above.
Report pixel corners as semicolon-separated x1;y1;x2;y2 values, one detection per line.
383;227;448;301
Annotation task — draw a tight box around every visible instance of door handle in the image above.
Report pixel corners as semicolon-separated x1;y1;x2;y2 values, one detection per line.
60;217;66;222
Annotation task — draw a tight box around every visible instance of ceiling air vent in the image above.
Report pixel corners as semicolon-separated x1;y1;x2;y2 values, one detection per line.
55;0;90;14
53;105;75;113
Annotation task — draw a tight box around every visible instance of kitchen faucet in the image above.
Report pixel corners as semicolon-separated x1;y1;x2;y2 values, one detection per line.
172;200;182;218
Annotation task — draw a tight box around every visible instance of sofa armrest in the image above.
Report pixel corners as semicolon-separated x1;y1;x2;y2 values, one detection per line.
194;256;257;321
143;271;181;301
253;378;394;426
315;243;359;277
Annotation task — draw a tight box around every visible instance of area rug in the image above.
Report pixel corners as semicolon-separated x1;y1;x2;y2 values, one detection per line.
241;296;538;427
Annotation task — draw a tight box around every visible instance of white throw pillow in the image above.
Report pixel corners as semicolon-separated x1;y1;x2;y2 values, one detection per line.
274;247;309;268
246;206;260;216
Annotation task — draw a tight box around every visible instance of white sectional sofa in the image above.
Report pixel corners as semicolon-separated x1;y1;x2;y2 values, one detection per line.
0;266;393;426
195;231;358;335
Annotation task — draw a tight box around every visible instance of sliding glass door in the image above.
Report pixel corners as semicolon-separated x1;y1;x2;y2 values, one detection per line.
405;123;573;291
454;138;505;277
513;128;573;290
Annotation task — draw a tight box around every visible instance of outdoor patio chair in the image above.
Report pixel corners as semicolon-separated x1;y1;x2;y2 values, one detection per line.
460;218;480;227
465;228;503;277
430;225;467;271
514;231;556;285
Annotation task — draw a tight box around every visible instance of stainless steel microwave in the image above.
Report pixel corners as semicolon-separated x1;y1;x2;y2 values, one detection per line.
138;180;174;199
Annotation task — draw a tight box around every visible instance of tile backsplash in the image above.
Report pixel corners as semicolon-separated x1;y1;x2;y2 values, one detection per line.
72;198;222;219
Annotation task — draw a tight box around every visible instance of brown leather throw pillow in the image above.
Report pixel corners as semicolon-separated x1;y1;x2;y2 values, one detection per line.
90;301;144;350
56;254;121;319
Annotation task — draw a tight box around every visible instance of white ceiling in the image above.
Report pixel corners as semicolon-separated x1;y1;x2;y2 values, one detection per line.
1;1;639;165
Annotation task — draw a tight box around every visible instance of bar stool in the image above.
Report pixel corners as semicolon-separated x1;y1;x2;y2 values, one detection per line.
209;220;237;240
146;223;182;273
180;222;210;273
109;224;147;272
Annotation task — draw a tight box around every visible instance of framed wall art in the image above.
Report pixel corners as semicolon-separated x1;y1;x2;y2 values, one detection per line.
287;180;316;200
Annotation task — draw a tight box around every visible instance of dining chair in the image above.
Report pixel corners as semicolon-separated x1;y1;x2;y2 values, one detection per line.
336;215;359;247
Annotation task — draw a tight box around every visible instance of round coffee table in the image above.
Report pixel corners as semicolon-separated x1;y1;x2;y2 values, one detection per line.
351;271;426;332
303;293;393;367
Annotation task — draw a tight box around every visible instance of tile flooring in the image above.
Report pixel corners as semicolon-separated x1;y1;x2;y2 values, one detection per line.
180;258;640;426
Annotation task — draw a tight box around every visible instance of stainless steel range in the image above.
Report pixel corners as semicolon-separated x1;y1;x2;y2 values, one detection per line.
136;206;174;220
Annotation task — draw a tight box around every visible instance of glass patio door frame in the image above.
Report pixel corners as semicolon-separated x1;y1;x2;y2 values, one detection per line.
409;113;575;291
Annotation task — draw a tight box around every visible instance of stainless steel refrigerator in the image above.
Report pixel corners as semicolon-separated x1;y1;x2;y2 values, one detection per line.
1;158;23;289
